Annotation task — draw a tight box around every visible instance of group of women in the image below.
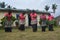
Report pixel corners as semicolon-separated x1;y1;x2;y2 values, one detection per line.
3;10;54;32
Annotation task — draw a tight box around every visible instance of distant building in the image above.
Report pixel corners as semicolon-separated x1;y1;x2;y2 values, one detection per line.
55;15;60;26
0;8;50;27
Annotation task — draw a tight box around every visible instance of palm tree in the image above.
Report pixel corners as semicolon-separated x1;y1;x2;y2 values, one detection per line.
45;5;50;12
13;7;16;9
1;2;5;8
7;5;11;8
0;2;2;8
0;2;7;8
52;4;57;13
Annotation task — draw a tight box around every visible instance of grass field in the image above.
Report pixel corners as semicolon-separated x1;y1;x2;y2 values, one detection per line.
0;27;60;40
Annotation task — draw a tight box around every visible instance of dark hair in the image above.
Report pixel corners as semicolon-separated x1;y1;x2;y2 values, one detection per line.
48;14;51;16
32;10;35;13
22;12;25;15
8;11;12;14
42;13;45;15
42;13;45;14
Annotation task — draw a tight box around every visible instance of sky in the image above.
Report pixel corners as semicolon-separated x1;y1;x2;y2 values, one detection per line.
0;0;60;17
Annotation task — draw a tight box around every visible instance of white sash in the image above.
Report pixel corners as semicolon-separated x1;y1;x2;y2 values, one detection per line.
41;20;46;26
5;20;12;27
31;19;37;24
19;20;25;25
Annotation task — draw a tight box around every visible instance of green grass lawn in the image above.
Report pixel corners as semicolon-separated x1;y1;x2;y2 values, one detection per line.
0;27;60;40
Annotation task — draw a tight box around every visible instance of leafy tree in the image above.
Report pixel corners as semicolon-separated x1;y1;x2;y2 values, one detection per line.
52;4;57;13
0;2;6;8
45;5;50;11
7;5;11;8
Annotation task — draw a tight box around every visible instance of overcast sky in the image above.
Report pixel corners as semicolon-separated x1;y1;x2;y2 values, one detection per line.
0;0;60;17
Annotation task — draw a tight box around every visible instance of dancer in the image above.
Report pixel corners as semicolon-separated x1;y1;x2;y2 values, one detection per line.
18;12;25;31
40;13;47;32
30;10;37;32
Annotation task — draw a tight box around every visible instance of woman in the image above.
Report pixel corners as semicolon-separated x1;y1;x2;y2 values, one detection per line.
48;14;54;31
30;11;37;32
18;12;25;31
40;14;47;32
4;11;12;32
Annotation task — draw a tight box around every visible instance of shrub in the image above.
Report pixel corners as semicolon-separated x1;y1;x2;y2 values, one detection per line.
0;16;16;27
39;19;57;26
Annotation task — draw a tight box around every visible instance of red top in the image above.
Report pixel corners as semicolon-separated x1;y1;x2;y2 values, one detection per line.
48;15;54;21
40;14;46;20
19;13;25;20
30;13;37;20
4;13;12;21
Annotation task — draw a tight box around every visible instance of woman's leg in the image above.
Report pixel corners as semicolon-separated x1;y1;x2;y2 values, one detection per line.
19;24;25;31
49;24;54;31
5;27;8;32
9;27;12;32
32;24;37;32
50;24;54;31
21;24;25;31
49;25;50;31
34;24;37;32
42;26;46;32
